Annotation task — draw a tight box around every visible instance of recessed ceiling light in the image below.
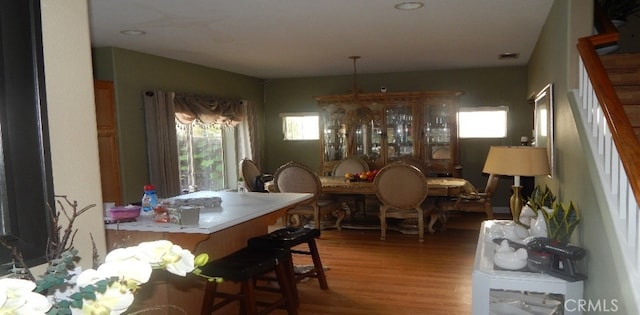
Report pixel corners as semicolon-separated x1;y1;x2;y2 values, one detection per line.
498;52;520;60
120;29;146;36
394;2;424;10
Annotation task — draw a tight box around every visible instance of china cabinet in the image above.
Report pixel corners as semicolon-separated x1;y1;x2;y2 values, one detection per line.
315;90;463;176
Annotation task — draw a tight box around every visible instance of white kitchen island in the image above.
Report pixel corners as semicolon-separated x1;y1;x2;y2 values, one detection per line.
104;191;313;315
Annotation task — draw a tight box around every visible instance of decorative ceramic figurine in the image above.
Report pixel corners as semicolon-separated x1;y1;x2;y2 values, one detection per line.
519;204;537;226
502;221;530;243
487;223;505;240
529;210;548;238
493;240;528;270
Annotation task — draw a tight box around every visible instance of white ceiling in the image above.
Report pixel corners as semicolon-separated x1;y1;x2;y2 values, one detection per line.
88;0;554;79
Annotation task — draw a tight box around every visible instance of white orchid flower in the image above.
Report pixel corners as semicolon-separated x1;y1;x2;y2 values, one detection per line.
104;247;138;263
134;240;174;267
135;240;195;276
0;278;52;314
98;260;152;285
76;269;106;288
74;269;135;315
162;244;195;276
69;281;135;315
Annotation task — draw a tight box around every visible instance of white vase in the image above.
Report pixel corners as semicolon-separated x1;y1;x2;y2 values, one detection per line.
519;205;536;226
502;221;529;243
529;211;548;238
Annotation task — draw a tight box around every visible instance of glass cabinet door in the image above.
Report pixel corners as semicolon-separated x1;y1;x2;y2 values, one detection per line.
354;119;383;164
385;105;414;160
321;107;347;162
423;103;452;163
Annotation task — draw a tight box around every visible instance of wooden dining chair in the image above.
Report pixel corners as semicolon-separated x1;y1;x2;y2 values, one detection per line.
450;174;500;219
240;158;262;192
374;163;432;242
331;156;369;216
273;161;345;230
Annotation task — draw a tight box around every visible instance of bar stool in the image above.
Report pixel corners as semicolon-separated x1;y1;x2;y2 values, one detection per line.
247;227;329;291
199;247;298;315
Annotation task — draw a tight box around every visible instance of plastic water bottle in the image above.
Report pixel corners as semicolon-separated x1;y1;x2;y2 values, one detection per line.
141;184;158;215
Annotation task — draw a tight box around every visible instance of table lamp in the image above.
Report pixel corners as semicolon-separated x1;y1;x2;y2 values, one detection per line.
482;146;550;226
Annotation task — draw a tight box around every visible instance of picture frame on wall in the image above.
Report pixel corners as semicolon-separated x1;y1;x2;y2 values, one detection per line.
534;83;554;178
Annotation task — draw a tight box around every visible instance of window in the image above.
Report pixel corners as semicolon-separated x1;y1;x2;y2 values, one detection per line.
0;0;54;272
280;113;319;140
176;120;235;191
458;107;508;138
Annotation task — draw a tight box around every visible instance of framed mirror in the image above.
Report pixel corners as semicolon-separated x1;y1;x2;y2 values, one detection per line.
534;83;554;178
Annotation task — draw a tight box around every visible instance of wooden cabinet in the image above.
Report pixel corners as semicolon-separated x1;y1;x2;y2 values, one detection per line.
315;91;463;176
94;80;123;205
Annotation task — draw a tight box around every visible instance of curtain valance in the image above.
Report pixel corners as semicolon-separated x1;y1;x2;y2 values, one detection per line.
173;93;245;126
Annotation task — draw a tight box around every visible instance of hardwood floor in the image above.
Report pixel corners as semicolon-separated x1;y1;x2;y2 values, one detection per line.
208;212;501;315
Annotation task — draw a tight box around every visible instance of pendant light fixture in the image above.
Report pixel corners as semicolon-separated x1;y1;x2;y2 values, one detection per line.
347;56;372;124
349;55;361;99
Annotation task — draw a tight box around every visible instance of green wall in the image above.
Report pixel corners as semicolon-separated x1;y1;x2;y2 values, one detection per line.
264;66;530;207
91;1;639;311
93;46;531;208
528;0;637;313
92;47;265;203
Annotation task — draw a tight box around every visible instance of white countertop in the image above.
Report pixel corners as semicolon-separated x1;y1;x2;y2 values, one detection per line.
104;191;312;234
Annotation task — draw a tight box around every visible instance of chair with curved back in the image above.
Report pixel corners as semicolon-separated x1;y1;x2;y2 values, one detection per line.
331;156;370;216
374;163;432;242
332;156;369;177
451;174;500;219
273;161;345;230
240;158;262;192
393;156;430;176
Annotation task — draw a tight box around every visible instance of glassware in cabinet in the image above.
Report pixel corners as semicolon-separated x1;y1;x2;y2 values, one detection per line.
423;101;459;176
354;119;383;164
316;91;462;176
320;106;347;162
385;105;414;160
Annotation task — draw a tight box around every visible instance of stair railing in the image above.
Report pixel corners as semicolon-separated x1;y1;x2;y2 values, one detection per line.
572;2;640;303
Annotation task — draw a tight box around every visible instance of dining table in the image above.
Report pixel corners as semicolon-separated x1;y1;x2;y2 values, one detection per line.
319;175;473;197
319;176;474;233
104;190;313;315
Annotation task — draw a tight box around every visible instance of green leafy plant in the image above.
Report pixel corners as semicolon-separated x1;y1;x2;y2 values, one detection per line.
526;185;556;213
541;201;581;244
526;185;580;244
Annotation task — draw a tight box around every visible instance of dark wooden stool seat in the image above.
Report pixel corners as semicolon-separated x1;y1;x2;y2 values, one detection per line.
199;247;297;315
247;227;328;291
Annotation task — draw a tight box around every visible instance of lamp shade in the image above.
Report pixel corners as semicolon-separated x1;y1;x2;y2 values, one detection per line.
482;146;550;176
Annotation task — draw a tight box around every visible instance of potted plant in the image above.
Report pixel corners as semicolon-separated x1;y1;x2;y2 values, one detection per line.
525;185;581;244
527;185;555;213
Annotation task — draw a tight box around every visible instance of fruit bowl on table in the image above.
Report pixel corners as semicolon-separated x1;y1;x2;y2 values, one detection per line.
344;170;378;182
